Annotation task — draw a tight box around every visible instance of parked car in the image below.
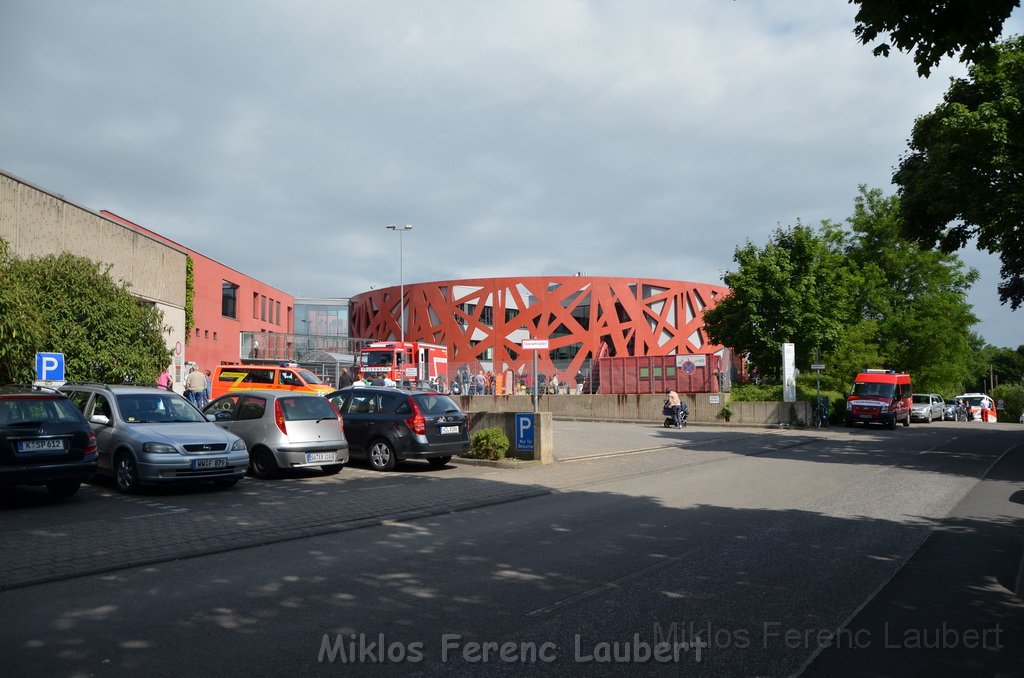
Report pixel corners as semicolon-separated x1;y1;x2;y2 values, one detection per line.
61;383;248;493
943;399;965;421
203;390;348;479
326;386;469;471
910;393;945;423
0;385;98;497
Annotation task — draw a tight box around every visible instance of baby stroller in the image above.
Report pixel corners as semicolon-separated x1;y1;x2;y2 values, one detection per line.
662;400;688;428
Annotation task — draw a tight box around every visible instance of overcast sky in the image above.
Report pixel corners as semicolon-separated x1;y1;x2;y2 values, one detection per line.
1;1;1020;348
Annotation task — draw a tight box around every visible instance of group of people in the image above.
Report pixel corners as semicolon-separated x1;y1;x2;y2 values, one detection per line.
157;366;211;409
450;367;588;396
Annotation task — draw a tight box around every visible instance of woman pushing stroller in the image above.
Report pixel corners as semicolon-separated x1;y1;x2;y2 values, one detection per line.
663;390;688;428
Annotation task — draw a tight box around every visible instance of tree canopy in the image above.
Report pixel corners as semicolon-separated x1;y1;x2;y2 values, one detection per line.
894;36;1024;310
851;0;1020;76
704;187;979;395
0;240;171;384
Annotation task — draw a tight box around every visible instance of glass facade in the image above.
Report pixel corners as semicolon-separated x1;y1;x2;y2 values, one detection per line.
294;297;350;337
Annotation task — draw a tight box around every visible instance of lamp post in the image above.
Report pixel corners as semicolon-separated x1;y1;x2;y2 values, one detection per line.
386;224;413;342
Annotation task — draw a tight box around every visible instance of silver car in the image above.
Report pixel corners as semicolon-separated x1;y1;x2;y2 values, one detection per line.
203;390;348;479
910;393;945;423
61;384;248;493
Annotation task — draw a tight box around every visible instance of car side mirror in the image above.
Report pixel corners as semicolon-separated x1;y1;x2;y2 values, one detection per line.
90;414;110;426
207;413;221;422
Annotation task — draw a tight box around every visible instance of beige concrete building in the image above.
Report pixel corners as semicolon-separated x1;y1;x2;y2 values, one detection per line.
0;169;187;370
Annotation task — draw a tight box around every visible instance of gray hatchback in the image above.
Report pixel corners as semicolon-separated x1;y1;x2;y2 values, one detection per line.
204;390;348;479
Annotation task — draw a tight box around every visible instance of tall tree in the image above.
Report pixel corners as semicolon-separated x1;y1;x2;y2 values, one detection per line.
706;188;979;395
5;249;171;384
702;223;854;381
851;0;1020;76
894;36;1024;309
843;187;978;395
0;240;45;383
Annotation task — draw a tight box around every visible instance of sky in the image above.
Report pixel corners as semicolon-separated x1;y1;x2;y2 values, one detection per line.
1;1;1020;348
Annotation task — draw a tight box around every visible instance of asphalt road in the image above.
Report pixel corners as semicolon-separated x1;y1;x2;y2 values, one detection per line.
0;419;1021;677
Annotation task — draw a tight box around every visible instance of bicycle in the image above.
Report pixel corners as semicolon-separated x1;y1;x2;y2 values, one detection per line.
813;398;830;429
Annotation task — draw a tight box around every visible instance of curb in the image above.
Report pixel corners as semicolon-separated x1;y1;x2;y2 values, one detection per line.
453;457;543;469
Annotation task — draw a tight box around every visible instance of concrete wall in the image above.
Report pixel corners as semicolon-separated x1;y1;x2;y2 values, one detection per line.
459;393;811;427
0;170;187;367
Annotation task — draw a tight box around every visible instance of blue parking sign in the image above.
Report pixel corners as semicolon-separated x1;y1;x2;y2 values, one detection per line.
35;352;66;383
515;413;534;451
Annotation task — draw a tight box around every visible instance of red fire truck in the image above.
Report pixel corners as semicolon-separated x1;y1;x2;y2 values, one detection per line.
359;341;448;387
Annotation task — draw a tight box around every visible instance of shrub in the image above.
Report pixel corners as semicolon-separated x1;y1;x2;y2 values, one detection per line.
468;427;510;460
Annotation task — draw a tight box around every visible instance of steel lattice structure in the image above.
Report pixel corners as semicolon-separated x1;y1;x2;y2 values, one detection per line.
349;276;730;382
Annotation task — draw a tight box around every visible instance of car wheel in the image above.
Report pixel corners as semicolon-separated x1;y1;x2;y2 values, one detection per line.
368;439;397;472
427;456;452;468
115;452;140;494
250;447;279;479
903;412;911;427
321;464;343;475
45;479;81;498
213;478;239;489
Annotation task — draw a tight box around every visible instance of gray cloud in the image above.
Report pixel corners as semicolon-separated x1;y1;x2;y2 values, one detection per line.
1;0;1019;346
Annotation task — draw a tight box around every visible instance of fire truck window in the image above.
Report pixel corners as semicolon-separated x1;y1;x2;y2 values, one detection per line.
396;353;404;365
367;353;393;367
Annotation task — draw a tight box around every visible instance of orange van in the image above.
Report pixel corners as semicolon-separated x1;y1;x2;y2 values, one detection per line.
844;369;912;429
211;364;333;399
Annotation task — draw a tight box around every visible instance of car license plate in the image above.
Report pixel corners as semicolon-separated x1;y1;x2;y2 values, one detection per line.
17;439;66;452
305;452;334;463
440;425;460;435
191;457;228;470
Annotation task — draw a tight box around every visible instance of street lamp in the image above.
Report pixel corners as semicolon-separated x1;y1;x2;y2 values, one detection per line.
386;224;413;342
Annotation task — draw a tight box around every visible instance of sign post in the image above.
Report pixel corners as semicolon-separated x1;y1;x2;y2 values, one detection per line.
521;339;549;413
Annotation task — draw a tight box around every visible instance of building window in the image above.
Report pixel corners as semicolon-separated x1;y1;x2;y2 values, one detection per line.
276;301;281;326
253;292;259;319
261;295;267;321
222;281;239;319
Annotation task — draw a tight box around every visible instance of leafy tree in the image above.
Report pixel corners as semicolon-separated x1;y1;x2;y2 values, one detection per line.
851;0;1020;76
0;240;45;383
894;36;1024;309
702;222;854;381
4;248;171;384
842;188;978;395
991;383;1024;421
706;188;979;396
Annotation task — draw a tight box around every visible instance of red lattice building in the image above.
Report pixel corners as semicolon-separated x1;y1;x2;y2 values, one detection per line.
349;276;736;393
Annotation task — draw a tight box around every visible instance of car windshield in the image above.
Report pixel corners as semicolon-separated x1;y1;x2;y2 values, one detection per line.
117;393;206;423
412;394;463;415
911;395;931;404
851;382;896;398
961;396;985;407
279;396;337;421
295;368;324;385
0;397;83;425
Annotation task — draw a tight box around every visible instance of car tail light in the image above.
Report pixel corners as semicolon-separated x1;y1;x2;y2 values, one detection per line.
274;399;288;435
85;431;97;454
327;399;344;432
405;398;426;435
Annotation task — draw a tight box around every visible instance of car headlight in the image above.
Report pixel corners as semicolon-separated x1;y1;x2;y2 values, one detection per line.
143;442;178;454
231;438;247;451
